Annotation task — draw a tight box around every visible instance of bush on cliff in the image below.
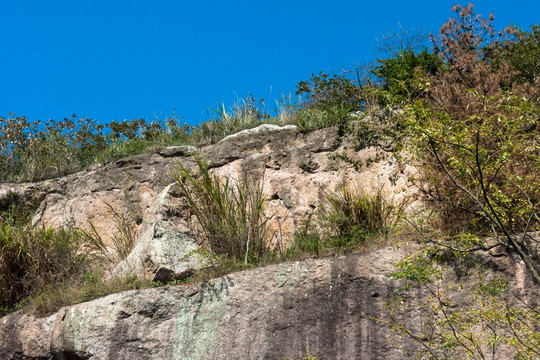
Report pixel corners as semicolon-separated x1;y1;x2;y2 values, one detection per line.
285;186;404;259
0;196;156;316
318;187;403;251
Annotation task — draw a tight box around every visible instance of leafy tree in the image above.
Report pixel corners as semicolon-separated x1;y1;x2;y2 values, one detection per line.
400;3;540;280
403;91;540;281
296;71;361;111
383;4;540;358
372;48;442;104
500;25;540;86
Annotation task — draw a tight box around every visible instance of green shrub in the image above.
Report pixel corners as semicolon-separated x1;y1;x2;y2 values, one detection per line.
174;156;270;264
387;250;540;359
293;71;366;133
0;199;153;316
296;71;361;111
0;113;192;183
352;111;400;151
371;48;442;104
501;24;540;85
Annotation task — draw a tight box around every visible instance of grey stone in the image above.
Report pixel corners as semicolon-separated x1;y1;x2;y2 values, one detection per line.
110;184;205;283
110;221;204;283
1;242;537;360
0;245;419;360
158;145;197;158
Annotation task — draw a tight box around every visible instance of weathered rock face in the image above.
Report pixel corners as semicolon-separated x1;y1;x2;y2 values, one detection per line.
0;124;414;282
110;184;205;283
0;147;195;244
0;245;419;360
1;242;537;360
0;125;412;242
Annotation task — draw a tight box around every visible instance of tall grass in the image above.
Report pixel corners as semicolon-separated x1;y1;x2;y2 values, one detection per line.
0;94;374;183
191;95;281;146
82;203;138;265
0;210;89;315
318;186;403;251
0;198;150;316
174;156;270;264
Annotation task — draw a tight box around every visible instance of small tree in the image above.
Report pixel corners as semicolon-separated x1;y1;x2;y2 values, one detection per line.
401;4;540;283
384;4;540;358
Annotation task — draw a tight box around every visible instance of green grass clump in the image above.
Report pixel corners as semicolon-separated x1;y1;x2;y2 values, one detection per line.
284;216;321;259
175;156;270;264
319;187;401;252
284;187;403;259
0;209;89;316
0;198;156;317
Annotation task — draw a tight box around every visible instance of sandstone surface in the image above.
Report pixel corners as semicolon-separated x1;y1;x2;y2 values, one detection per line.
0;125;414;281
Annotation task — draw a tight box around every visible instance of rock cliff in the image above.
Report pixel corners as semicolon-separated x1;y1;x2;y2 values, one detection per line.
0;242;536;360
0;125;536;359
0;125;413;282
1;246;415;360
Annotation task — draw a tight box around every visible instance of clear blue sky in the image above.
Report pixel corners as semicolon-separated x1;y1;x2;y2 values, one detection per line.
2;1;539;126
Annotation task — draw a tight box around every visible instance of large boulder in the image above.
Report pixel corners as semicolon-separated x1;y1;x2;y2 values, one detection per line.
109;182;206;283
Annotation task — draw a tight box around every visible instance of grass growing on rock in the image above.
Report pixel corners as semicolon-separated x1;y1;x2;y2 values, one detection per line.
174;156;271;265
0;201;157;317
0;91;374;183
285;186;406;259
0;204;88;315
